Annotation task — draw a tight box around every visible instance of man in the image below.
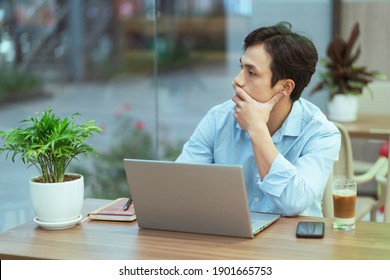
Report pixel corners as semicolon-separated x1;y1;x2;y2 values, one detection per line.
176;22;341;217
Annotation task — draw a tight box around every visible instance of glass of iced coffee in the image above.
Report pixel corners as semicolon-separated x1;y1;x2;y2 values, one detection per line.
332;178;357;231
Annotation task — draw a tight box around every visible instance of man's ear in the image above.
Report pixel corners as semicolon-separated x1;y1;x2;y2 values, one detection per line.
280;79;295;97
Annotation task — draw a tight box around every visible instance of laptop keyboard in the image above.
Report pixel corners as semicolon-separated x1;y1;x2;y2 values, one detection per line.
251;219;266;230
249;212;280;234
250;212;268;222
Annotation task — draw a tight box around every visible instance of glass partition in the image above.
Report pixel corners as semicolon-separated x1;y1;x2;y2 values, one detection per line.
0;0;332;231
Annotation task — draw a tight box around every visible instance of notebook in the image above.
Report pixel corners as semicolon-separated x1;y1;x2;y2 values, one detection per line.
123;159;280;238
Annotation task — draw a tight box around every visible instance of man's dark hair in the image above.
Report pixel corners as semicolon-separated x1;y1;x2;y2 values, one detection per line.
244;22;318;102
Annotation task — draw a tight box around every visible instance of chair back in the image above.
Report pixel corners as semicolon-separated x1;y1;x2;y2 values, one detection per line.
322;171;334;218
333;122;354;179
324;122;385;221
322;122;353;218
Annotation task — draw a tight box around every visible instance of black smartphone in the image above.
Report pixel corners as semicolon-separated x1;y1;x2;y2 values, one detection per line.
296;221;325;238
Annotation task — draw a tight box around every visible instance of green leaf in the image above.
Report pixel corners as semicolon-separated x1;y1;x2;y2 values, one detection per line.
310;21;388;99
0;107;101;183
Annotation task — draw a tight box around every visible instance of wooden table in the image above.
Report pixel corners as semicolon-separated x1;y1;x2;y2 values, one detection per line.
0;198;389;260
340;114;390;222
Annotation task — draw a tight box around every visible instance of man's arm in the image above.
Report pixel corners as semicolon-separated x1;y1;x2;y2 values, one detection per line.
258;131;341;216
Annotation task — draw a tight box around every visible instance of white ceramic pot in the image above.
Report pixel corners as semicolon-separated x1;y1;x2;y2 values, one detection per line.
30;174;84;225
327;94;358;122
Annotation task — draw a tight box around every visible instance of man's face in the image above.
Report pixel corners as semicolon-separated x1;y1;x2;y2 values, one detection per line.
233;44;280;103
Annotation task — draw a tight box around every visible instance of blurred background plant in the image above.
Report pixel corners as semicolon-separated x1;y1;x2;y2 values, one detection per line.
0;66;43;103
310;22;387;100
71;103;184;199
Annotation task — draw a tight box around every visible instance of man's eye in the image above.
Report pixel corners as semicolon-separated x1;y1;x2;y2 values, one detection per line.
238;65;254;76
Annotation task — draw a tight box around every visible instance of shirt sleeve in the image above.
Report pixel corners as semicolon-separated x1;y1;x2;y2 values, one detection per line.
176;111;215;163
257;130;341;216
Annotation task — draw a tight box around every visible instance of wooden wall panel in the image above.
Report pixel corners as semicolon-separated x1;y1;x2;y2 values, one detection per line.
340;1;390;78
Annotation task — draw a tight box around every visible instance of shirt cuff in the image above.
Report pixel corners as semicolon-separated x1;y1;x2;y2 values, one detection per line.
257;153;297;197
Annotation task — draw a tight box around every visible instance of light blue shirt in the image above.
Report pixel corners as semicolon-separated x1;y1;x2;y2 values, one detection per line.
176;98;341;217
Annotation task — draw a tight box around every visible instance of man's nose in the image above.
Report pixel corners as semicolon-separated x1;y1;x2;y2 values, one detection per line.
233;71;244;87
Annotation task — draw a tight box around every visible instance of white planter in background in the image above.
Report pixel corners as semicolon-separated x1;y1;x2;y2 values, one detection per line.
327;94;359;122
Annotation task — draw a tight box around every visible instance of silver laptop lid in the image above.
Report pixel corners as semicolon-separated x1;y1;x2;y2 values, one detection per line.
123;159;276;238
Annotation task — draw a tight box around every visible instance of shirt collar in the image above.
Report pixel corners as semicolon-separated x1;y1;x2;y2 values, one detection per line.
272;100;303;142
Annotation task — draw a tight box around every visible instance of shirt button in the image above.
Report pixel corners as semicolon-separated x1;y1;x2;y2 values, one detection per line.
254;197;260;202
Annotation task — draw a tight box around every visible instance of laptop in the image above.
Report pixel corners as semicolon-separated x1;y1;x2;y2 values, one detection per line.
123;159;280;238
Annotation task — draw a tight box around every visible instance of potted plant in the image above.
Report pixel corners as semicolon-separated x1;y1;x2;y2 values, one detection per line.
310;22;387;122
0;107;101;229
